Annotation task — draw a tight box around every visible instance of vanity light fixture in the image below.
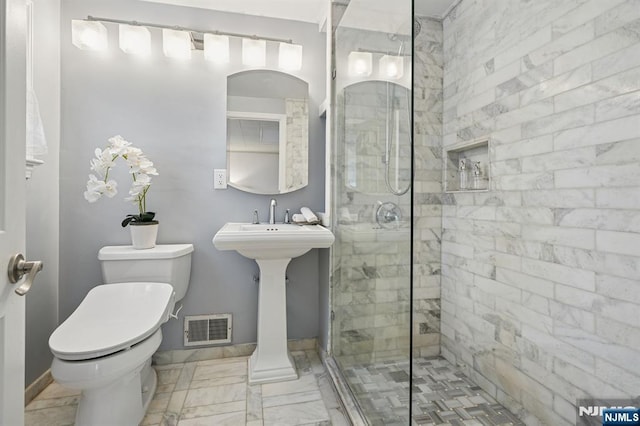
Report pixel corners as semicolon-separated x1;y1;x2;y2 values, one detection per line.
204;34;230;63
162;29;192;60
71;16;303;71
119;24;151;56
347;51;372;77
278;42;303;71
71;19;108;51
242;38;266;67
379;54;404;79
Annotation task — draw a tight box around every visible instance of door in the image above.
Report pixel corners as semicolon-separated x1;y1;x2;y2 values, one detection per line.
0;0;28;424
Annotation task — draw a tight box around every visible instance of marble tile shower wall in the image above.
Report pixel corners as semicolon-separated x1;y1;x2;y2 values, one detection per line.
332;221;411;367
332;26;414;366
413;16;444;358
333;82;412;366
439;0;640;425
332;18;444;365
284;98;308;191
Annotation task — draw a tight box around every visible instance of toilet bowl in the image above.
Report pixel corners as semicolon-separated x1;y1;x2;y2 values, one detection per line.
48;244;193;426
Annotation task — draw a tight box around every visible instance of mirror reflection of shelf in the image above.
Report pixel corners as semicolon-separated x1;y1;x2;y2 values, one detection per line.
445;138;489;192
26;157;44;180
319;99;328;118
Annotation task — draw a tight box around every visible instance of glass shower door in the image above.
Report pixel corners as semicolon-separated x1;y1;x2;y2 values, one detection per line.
330;0;413;423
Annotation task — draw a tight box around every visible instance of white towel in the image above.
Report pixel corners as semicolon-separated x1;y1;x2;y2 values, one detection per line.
26;86;48;158
292;209;320;225
292;213;306;223
300;207;318;223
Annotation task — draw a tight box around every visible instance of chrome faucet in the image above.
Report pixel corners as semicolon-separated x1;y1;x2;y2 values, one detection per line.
269;198;277;224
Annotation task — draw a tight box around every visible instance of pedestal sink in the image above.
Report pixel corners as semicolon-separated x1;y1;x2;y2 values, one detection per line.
213;222;334;384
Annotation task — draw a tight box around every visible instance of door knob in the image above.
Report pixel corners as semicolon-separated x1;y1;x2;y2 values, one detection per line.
7;253;43;296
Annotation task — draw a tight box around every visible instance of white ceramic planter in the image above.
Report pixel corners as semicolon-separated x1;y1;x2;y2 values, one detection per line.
130;222;159;249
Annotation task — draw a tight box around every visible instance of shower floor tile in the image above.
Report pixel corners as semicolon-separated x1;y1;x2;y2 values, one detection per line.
341;356;525;426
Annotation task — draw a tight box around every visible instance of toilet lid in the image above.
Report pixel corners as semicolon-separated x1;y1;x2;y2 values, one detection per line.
49;282;175;361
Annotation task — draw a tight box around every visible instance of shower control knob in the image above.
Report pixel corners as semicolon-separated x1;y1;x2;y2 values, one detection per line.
375;202;402;229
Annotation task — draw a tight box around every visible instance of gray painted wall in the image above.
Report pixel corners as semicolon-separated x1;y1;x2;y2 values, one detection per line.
25;0;60;385
60;0;327;350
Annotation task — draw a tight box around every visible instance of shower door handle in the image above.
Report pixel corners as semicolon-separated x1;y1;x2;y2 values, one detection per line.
7;253;43;296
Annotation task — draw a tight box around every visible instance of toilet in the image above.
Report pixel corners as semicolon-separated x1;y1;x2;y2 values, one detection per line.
48;244;194;426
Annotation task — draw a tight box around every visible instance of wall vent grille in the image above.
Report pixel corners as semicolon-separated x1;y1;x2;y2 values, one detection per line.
184;314;232;346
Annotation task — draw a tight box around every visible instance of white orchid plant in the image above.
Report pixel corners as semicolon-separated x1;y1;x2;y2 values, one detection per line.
84;135;159;227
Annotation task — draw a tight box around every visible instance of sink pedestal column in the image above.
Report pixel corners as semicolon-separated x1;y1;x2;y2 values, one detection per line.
248;258;298;384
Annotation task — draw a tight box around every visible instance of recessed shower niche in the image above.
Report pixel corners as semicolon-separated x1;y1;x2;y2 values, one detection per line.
445;138;490;192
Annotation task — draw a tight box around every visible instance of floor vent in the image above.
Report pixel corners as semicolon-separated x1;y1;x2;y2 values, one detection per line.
184;314;232;346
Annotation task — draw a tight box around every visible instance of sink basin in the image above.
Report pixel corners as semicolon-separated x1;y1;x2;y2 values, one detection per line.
212;222;334;384
213;222;335;260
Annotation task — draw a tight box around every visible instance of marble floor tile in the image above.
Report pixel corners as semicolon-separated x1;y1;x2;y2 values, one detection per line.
262;389;324;408
193;359;247;380
25;351;527;425
177;410;246;425
166;390;188;414
140;412;164;426
261;372;320;397
32;382;80;400
157;367;184;385
183;382;246;408
328;407;352;426
246;384;263;422
148;391;172;414
189;374;247;389
175;363;196;391
24;405;76;426
25;395;80;411
25;350;348;426
179;400;246;420
262;399;331;426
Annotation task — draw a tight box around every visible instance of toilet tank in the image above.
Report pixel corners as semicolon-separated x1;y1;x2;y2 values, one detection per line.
98;244;194;302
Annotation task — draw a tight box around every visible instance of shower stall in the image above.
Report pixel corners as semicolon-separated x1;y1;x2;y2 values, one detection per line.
327;1;513;424
329;0;415;423
327;0;640;425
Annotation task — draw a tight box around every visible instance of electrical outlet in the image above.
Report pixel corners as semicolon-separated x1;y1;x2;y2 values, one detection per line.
214;169;227;189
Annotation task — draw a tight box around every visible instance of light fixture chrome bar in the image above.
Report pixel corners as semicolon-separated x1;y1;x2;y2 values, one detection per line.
86;15;294;44
358;47;411;57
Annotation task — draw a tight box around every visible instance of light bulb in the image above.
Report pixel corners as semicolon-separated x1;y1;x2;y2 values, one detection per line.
242;38;266;67
278;42;302;71
71;20;108;51
348;51;372;77
204;34;230;63
162;29;192;60
379;55;404;79
119;24;151;56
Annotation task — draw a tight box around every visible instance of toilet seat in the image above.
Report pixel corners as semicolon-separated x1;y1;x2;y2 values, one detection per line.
49;282;175;361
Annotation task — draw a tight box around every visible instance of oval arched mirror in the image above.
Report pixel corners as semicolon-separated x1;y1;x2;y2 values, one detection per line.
341;80;411;195
226;70;309;194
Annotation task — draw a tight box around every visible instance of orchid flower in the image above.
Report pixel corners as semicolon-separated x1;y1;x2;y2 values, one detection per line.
84;135;158;226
